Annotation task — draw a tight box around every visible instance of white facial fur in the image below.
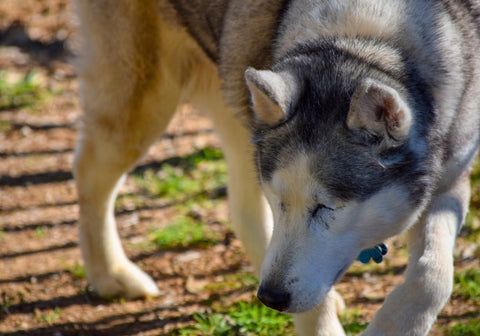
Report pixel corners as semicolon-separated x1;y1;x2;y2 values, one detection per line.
259;153;423;313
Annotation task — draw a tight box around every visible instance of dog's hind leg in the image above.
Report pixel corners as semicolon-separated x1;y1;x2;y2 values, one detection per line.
73;0;183;298
363;173;471;335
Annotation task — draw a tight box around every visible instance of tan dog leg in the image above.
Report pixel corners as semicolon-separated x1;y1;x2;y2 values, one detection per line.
293;289;346;336
195;76;273;271
74;0;181;298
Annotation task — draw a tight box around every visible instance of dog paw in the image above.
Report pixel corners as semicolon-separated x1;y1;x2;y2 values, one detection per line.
89;261;160;299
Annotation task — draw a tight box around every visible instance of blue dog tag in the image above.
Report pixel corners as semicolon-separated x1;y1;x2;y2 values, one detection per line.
358;243;388;264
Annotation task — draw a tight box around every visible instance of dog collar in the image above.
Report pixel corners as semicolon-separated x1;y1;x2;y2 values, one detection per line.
357;243;388;264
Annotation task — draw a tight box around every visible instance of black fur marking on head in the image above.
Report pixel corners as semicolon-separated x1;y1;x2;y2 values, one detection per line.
252;38;436;203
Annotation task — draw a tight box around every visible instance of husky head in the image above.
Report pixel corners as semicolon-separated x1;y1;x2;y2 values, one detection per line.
244;50;432;313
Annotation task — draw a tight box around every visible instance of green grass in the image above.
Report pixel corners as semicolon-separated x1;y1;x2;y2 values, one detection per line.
65;262;86;280
149;216;220;249
446;319;480;336
454;269;480;302
34;307;62;325
134;147;227;202
134;147;227;251
175;299;370;336
466;157;480;242
178;146;224;171
348;259;384;277
34;226;46;239
1;291;28;316
0;292;15;316
462;212;480;244
204;273;258;292
175;300;294;336
341;309;369;335
0;120;12;133
0;71;47;111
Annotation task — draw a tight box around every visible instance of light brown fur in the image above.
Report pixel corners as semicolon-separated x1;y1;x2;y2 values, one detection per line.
73;0;222;298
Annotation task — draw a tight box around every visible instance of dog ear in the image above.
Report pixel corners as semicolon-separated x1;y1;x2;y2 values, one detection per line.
245;67;297;126
347;78;412;145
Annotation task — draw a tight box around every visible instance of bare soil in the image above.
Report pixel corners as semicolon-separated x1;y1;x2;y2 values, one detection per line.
0;1;478;335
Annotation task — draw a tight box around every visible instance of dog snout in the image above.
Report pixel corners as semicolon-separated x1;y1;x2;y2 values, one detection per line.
257;283;291;312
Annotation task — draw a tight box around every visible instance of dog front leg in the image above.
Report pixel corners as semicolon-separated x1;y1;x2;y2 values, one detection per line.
204;94;273;271
293;289;346;336
363;175;470;336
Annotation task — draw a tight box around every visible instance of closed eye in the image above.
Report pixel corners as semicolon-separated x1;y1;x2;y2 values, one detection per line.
311;204;333;219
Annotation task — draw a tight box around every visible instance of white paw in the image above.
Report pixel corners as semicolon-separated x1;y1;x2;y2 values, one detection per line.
88;260;160;299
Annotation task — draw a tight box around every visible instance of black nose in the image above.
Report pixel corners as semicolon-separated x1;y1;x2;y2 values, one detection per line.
257;284;291;312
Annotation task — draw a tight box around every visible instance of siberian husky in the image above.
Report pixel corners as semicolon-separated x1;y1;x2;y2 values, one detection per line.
73;0;480;335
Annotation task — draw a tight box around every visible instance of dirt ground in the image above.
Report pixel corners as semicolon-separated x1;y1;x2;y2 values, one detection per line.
0;1;478;335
